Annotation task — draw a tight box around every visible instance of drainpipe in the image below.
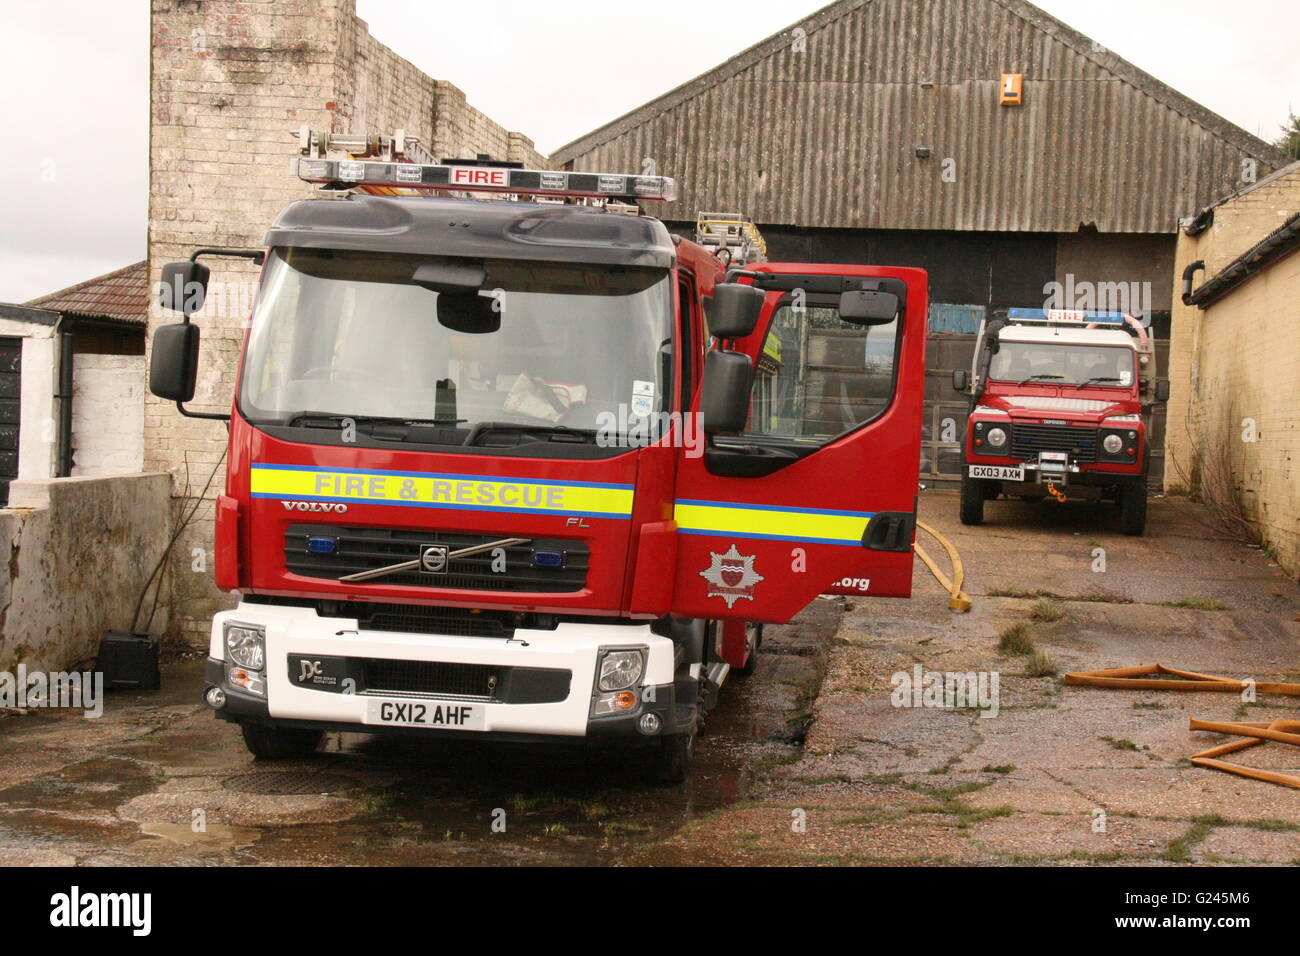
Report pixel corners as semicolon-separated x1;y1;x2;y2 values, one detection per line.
1180;261;1206;307
54;314;75;477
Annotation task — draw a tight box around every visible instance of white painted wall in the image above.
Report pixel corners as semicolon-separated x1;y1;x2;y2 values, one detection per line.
71;353;145;476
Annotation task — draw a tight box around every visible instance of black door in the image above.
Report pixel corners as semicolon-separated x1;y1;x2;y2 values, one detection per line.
0;338;20;506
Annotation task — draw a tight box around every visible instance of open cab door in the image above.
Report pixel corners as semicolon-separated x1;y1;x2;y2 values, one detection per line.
669;264;928;624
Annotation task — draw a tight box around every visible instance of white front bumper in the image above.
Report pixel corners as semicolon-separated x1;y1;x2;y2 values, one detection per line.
212;601;675;737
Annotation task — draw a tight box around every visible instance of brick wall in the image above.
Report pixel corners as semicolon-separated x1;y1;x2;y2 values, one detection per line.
147;0;543;644
1165;165;1300;578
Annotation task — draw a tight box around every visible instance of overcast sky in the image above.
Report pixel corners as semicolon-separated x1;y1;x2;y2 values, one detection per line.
1;0;1296;304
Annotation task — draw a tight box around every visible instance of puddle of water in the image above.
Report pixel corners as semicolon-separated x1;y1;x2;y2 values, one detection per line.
140;822;261;848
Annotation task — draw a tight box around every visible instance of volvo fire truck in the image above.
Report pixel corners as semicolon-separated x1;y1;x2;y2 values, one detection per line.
952;308;1170;535
150;129;928;782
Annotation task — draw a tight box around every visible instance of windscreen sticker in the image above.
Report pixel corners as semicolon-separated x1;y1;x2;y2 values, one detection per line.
1119;371;1132;385
631;380;655;417
250;463;634;519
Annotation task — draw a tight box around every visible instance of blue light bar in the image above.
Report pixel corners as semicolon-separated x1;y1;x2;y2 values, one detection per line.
1006;308;1128;324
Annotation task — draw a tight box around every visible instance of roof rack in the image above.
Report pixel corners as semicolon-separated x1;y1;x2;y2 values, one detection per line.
694;212;767;265
293;126;677;203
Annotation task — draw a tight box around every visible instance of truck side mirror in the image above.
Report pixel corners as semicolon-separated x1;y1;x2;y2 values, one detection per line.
707;284;765;338
839;289;899;325
953;369;969;392
150;322;201;402
701;350;753;435
1154;379;1170;403
158;260;210;316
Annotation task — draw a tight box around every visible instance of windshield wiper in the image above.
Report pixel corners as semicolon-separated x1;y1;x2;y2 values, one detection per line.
1070;377;1124;388
1018;374;1066;386
463;421;598;447
285;412;466;428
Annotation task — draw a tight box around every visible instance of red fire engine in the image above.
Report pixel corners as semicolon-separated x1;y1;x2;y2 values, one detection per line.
149;129;928;781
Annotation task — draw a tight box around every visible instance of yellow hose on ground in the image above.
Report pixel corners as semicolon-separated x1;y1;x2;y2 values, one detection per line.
914;520;972;613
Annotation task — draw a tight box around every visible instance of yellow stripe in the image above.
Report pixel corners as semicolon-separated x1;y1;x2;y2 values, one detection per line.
674;501;870;545
251;465;633;517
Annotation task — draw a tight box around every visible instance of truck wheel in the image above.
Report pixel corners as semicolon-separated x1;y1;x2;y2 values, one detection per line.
1119;482;1147;536
240;722;323;759
651;732;696;785
960;475;985;525
735;623;763;676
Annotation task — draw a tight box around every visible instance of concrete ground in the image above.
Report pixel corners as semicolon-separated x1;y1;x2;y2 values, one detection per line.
636;493;1300;865
0;603;831;866
2;492;1297;867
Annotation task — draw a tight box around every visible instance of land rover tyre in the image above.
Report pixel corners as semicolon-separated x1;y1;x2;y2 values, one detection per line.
735;622;764;677
652;732;696;785
241;722;323;759
1119;481;1147;536
960;474;985;525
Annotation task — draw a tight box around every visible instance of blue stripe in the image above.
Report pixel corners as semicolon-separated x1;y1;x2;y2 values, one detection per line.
252;462;633;491
675;498;874;519
251;492;630;520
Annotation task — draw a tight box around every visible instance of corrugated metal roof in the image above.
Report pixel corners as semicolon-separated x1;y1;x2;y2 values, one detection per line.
25;260;148;326
553;0;1289;234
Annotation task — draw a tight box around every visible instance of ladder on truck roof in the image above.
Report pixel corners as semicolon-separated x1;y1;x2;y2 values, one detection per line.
694;212;767;266
292;126;677;206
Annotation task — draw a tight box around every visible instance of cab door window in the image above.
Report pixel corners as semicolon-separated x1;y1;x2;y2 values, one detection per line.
745;293;900;442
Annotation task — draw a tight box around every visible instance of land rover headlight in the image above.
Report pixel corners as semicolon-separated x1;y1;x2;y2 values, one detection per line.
224;623;266;670
597;648;645;692
1103;433;1124;455
986;427;1008;448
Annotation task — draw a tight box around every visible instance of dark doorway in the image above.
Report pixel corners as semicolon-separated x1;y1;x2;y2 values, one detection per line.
0;337;20;505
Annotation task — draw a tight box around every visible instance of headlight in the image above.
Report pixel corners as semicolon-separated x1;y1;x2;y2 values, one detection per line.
597;649;645;692
986;427;1008;448
224;623;266;670
1103;433;1124;455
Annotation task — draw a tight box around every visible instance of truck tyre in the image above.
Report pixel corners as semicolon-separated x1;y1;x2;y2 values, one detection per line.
1119;482;1147;536
735;622;763;677
651;732;696;785
960;475;984;525
240;722;323;759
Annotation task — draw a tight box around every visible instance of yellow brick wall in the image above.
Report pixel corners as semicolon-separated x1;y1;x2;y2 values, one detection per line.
1166;164;1300;578
148;0;542;644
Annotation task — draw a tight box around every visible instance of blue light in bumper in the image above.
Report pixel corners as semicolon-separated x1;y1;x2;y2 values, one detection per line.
306;536;338;554
532;550;565;569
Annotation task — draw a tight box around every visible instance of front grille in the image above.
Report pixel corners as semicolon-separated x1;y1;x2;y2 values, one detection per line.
284;525;588;593
1011;423;1098;462
282;654;573;703
364;659;499;700
355;604;515;638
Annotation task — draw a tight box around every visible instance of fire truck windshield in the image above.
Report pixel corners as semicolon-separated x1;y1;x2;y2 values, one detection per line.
239;248;673;438
988;341;1135;389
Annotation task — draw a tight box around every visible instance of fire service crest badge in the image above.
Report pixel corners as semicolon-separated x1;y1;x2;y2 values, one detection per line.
699;544;765;608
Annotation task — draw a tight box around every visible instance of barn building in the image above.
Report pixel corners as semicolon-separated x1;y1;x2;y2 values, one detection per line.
553;0;1289;486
